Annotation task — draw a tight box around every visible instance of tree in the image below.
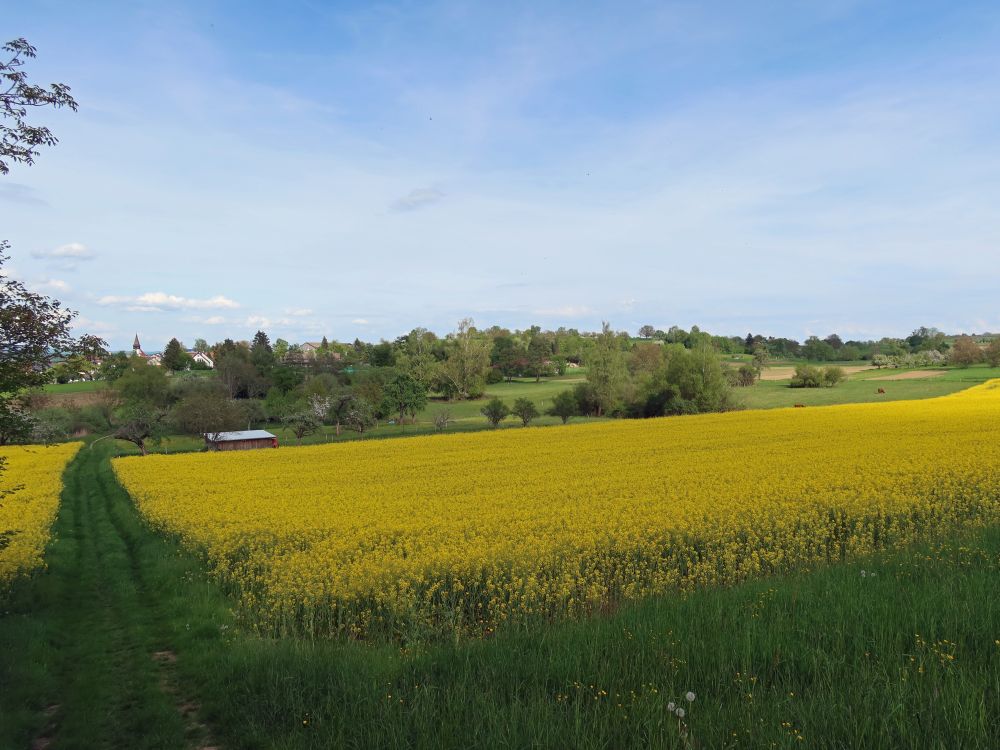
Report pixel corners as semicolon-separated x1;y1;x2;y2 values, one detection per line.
273;338;290;362
99;351;131;382
871;353;892;369
734;363;757;387
217;351;265;398
547;389;577;424
193;338;210;353
282;412;319;445
490;335;523;382
629;342;663;375
481;397;510;427
105;402;165;456
526;336;551;382
789;365;823;388
161;337;188;371
238;399;266;430
432;409;453;431
822;366;845;387
437;319;491;400
328;392;356;436
1;244;103;443
985;338;1000;368
307;393;331;424
638;325;656;339
250;330;275;376
114;358;170;407
949;335;982;368
1;38;78;174
801;336;836;362
637;346;735;416
586;322;628;416
511;397;539;426
171;382;243;436
345;399;377;435
751;347;769;374
381;373;428;422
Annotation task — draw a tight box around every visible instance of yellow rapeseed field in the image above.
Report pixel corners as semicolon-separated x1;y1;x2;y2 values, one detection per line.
0;442;81;585
113;383;1000;639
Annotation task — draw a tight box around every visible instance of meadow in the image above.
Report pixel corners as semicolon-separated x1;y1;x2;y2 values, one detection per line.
113;381;1000;642
738;365;1000;409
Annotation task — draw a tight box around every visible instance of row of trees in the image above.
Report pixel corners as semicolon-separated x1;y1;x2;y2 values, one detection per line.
635;324;999;363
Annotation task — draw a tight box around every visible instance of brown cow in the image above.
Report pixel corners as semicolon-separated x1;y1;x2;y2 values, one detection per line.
877;388;886;394
793;404;806;408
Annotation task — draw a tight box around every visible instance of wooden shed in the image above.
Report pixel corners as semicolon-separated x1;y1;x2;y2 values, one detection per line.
204;430;278;451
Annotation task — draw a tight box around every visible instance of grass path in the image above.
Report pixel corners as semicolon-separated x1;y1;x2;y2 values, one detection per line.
0;444;222;749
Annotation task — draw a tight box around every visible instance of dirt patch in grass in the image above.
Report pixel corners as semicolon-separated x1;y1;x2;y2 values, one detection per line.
760;365;872;381
870;370;947;381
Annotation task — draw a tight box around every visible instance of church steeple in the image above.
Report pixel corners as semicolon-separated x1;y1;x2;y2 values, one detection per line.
132;334;145;357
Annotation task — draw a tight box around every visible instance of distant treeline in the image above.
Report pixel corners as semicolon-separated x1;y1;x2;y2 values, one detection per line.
22;322;999;449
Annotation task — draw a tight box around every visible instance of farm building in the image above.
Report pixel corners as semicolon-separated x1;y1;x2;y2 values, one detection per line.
204;430;278;451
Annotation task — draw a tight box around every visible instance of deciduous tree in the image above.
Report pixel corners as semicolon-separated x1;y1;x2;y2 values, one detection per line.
511;397;539;426
586;322;628;416
1;38;78;174
381;373;428;422
949;335;982;368
547;389;577;424
985;338;1000;368
481;397;510;427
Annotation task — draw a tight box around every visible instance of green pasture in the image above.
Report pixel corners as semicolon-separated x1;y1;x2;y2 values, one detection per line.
41;380;103;394
740;364;1000;410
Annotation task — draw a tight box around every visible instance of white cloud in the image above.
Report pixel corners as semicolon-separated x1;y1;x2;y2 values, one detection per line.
202;315;227;325
390;187;446;212
244;315;271;328
32;242;94;261
284;307;313;316
98;292;241;311
72;316;117;334
352;318;370;325
29;278;71;293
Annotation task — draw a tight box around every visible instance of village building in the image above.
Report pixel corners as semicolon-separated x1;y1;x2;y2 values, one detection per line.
132;334;214;369
186;350;215;368
204;430;278;451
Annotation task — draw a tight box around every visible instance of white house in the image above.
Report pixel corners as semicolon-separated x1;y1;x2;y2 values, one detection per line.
187;350;215;368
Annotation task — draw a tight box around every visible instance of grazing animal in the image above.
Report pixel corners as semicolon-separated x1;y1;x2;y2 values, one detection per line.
877;388;886;394
793;404;806;408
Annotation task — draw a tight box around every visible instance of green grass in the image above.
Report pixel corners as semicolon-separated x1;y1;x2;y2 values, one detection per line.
419;374;588;421
41;380;104;394
3;445;998;748
739;364;1000;410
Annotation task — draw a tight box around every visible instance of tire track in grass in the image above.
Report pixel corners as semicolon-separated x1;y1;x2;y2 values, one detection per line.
8;445;217;750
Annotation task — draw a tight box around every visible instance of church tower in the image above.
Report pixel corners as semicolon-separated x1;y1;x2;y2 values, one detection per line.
132;334;145;357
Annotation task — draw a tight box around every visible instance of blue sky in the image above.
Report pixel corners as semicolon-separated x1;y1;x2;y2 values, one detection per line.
3;0;1000;349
